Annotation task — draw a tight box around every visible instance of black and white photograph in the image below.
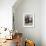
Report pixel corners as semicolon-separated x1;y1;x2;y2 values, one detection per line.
23;13;34;27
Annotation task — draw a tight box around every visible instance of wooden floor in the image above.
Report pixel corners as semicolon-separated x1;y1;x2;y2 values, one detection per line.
0;33;23;46
0;39;16;46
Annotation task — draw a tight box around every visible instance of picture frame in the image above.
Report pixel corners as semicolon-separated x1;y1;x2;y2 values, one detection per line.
23;12;34;27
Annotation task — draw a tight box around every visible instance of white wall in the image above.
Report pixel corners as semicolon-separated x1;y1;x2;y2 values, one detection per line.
40;0;46;46
0;0;16;30
13;0;41;46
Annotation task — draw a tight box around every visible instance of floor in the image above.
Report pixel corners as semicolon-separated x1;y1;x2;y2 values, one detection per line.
0;39;16;46
0;33;23;46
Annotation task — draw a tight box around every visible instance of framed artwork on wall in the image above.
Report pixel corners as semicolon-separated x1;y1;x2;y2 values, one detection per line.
23;12;34;27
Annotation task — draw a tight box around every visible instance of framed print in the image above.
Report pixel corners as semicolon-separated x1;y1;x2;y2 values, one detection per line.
23;12;34;27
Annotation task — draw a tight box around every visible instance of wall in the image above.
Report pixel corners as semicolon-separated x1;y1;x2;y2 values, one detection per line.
0;0;16;30
40;0;46;46
13;0;41;46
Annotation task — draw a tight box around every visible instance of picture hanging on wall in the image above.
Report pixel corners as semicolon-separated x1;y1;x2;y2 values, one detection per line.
23;12;34;27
